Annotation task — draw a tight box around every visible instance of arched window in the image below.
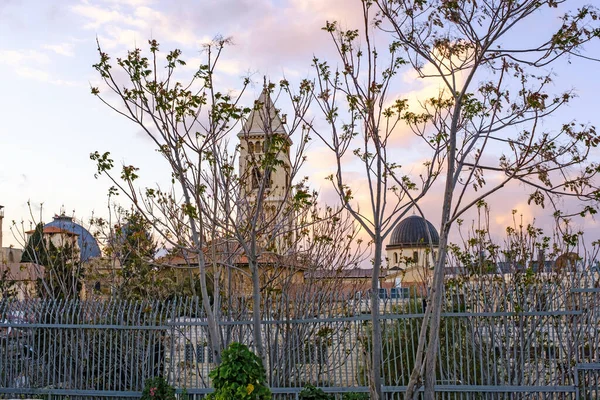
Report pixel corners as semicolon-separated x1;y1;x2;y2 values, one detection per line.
256;141;262;153
248;142;254;154
393;252;398;264
252;168;261;189
413;251;419;263
265;169;272;188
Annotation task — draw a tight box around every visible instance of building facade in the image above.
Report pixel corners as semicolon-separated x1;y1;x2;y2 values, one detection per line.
237;89;295;254
385;215;440;294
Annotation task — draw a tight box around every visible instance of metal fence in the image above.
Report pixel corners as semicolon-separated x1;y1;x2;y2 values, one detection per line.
0;271;598;399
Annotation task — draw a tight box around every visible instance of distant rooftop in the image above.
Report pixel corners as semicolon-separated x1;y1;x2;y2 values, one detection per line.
26;226;79;235
305;268;388;280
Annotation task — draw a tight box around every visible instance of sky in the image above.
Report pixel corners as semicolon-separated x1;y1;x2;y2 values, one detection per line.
1;0;599;256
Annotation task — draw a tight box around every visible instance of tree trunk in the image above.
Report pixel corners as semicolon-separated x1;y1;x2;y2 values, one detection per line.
423;121;458;398
196;252;222;364
250;259;267;372
423;233;449;399
407;99;460;399
370;236;383;400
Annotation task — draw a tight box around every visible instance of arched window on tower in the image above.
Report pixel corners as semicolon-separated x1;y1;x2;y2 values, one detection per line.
393;252;398;264
248;142;254;154
252;168;261;189
256;141;262;153
265;169;272;188
413;251;419;263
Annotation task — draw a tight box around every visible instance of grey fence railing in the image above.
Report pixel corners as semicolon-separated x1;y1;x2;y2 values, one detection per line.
0;271;598;399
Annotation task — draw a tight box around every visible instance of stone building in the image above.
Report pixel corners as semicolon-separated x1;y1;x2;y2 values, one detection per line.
386;214;440;295
36;214;101;262
0;205;37;299
237;88;295;254
0;205;21;263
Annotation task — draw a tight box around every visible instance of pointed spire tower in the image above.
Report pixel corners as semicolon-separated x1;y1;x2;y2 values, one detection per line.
237;85;294;252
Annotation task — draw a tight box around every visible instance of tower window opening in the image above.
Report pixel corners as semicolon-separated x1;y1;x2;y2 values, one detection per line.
413;251;419;263
265;169;272;188
252;168;262;189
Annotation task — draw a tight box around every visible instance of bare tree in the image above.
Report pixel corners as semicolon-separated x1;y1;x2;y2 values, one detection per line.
443;204;600;394
90;37;252;363
372;0;600;397
89;38;355;371
89;203;203;301
197;81;316;367
306;3;445;398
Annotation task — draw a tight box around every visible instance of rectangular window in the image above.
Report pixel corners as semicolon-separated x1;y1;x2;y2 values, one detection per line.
317;342;328;364
391;287;408;299
196;344;205;363
185;343;194;363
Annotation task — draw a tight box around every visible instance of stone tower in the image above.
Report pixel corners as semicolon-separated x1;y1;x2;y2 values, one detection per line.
237;89;294;252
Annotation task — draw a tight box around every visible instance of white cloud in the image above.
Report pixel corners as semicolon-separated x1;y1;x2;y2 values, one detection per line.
43;43;75;57
16;66;50;81
100;25;143;49
0;50;50;66
71;3;146;30
0;48;81;86
102;0;154;6
15;66;81;86
71;0;204;49
216;59;242;76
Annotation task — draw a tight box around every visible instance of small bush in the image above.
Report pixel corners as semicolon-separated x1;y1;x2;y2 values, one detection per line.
207;342;271;400
141;376;176;400
298;385;333;400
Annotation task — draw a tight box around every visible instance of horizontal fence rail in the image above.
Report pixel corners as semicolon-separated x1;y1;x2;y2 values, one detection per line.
0;271;598;399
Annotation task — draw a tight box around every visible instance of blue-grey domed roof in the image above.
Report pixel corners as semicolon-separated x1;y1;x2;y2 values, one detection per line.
387;215;439;248
44;215;101;261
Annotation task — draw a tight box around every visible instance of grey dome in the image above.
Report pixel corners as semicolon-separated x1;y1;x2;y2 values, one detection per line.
388;215;439;248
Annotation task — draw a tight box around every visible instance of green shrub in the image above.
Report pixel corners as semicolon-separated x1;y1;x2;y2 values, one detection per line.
207;342;271;400
298;385;333;400
141;376;176;400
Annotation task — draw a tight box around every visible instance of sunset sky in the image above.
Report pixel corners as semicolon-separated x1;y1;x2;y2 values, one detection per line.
1;0;599;255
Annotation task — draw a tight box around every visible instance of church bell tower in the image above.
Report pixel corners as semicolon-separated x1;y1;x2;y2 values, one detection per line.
237;88;294;252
